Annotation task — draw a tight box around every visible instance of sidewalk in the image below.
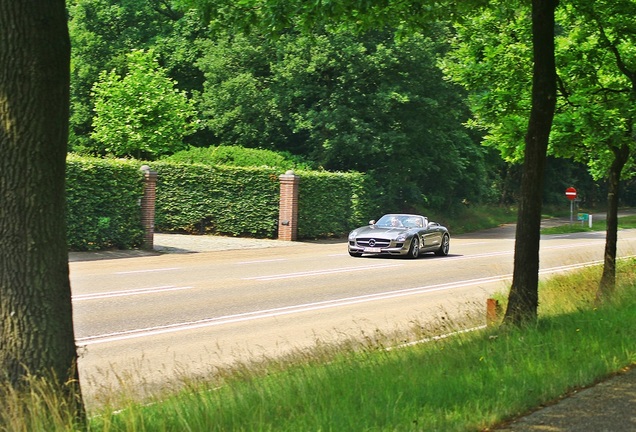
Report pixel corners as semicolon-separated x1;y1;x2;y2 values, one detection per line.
68;233;296;262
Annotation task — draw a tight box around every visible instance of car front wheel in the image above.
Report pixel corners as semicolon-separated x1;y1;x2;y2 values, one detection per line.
435;234;450;256
407;237;420;259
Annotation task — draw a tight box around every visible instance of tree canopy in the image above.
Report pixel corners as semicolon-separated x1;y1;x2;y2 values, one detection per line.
442;0;636;298
197;27;492;209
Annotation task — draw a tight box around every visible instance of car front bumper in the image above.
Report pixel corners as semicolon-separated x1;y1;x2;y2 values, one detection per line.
348;238;410;255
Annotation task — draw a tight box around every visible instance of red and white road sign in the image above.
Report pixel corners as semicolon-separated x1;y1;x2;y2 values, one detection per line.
565;187;577;200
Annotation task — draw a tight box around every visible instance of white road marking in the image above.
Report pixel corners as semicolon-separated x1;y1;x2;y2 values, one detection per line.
242;263;403;281
458;241;502;246
446;240;604;261
115;267;181;275
76;275;502;345
236;258;287;265
73;285;194;301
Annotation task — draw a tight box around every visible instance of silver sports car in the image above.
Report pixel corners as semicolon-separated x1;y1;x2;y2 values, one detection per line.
348;213;450;258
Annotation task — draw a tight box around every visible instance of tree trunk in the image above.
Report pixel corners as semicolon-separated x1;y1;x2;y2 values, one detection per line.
503;0;558;326
597;143;630;300
0;0;83;413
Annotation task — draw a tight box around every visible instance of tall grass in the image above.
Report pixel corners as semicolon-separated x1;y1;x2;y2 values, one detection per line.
0;375;84;432
87;261;636;432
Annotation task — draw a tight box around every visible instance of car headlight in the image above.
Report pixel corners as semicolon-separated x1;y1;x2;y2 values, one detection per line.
348;230;358;240
396;233;407;242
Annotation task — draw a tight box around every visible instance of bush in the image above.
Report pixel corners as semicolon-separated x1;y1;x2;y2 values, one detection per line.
297;171;380;238
65;155;378;250
151;162;377;239
66;155;145;250
152;161;281;237
162;145;314;170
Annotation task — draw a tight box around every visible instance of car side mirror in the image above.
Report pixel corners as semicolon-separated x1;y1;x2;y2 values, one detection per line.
369;220;376;225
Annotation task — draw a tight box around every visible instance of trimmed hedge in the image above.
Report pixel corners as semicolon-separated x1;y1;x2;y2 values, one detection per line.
151;162;379;239
152;161;281;237
66;155;145;251
296;171;379;238
65;156;379;251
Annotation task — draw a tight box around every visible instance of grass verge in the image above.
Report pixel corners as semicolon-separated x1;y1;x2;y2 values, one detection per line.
541;214;636;235
84;261;636;431
429;205;518;234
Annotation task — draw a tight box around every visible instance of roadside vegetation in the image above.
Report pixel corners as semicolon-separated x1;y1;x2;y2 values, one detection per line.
541;214;636;235
427;205;519;235
3;240;634;431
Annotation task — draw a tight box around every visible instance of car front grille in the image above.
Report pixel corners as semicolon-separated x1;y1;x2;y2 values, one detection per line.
355;237;392;248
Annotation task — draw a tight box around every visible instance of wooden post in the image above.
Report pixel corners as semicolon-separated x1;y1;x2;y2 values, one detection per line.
487;298;501;326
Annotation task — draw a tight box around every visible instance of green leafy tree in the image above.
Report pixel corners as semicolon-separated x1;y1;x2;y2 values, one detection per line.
91;48;198;159
198;28;491;211
1;0;84;421
67;0;205;150
68;0;174;149
441;4;534;163
500;0;559;325
554;0;636;299
444;0;636;301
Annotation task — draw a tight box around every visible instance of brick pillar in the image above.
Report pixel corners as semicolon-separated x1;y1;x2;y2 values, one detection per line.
140;165;158;250
278;170;300;241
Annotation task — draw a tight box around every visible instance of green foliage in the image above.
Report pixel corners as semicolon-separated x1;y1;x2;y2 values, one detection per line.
67;0;180;150
152;161;281;237
185;0;484;36
65;155;377;247
197;28;493;211
150;161;375;239
442;0;636;180
551;0;636;180
441;2;532;163
425;204;518;234
90;49;198;159
68;0;511;210
162;145;315;170
66;155;145;250
296;171;380;238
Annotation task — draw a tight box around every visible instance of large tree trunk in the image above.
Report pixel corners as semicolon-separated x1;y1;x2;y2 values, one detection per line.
597;143;630;300
0;0;82;409
503;0;558;326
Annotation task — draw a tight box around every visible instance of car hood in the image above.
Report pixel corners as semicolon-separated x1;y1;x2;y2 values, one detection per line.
351;225;408;239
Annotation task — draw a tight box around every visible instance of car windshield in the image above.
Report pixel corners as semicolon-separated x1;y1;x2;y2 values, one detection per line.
376;215;425;228
376;215;402;227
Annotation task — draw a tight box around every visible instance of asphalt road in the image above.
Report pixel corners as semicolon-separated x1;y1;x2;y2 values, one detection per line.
70;224;636;408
